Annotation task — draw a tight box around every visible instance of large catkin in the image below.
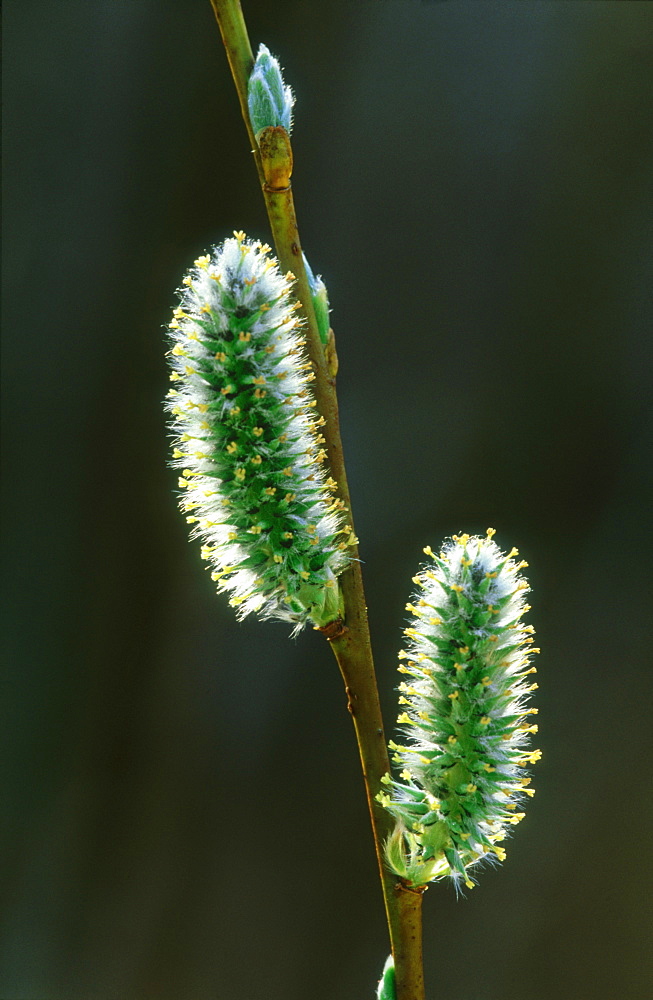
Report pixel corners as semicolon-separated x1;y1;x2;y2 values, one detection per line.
165;233;352;629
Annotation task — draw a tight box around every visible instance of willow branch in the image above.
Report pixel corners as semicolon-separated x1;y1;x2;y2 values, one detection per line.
209;3;425;997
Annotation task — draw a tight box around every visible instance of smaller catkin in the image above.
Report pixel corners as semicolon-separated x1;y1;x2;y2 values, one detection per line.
377;530;540;889
165;233;352;629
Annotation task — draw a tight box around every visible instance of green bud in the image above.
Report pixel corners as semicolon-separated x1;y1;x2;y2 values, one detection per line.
248;44;294;135
376;954;396;1000
302;253;330;346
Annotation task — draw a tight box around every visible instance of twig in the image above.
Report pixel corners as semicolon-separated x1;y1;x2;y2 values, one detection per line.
208;3;425;996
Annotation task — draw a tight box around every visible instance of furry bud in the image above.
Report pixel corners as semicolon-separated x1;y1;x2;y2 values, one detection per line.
302;253;330;347
248;44;294;135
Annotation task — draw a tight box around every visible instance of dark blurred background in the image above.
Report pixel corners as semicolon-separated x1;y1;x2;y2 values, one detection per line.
3;1;653;998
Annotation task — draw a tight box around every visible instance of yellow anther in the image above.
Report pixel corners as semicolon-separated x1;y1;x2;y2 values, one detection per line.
481;676;492;686
226;441;238;454
249;525;262;535
451;584;464;593
250;455;262;465
466;784;477;794
214;351;227;362
273;554;283;564
220;385;234;396
234;468;246;481
300;571;310;580
238;332;251;342
254;388;267;398
461;558;472;566
253;427;264;437
282;466;293;477
486;527;496;538
507;813;525;825
284;493;296;502
423;545;434;556
252;376;266;386
448;691;459;700
447;735;458;745
400;769;411;781
483;764;496;773
233;230;246;241
480;716;491;726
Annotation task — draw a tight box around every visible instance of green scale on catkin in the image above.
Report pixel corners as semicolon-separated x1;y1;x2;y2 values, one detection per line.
378;529;541;890
164;232;352;628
